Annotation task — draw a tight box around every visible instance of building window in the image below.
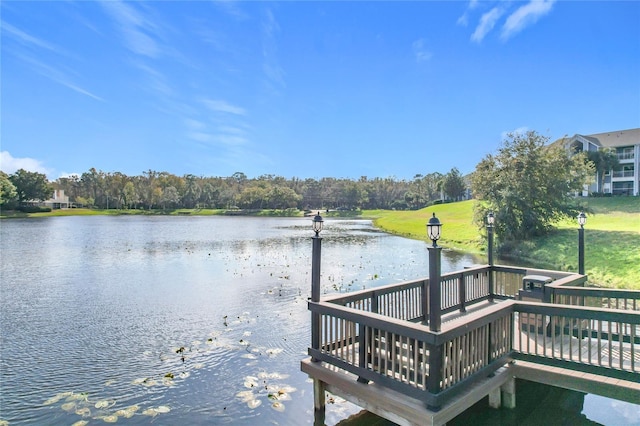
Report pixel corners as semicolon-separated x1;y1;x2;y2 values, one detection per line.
612;164;634;178
612;181;634;196
616;146;635;161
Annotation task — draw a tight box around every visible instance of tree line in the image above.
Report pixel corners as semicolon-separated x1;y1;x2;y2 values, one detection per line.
1;130;607;254
0;167;468;211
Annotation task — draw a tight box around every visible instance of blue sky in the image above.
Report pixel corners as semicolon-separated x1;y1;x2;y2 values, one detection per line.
1;1;639;181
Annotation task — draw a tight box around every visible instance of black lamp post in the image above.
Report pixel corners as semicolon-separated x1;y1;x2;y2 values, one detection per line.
426;213;442;332
487;211;495;302
578;212;586;275
311;212;323;362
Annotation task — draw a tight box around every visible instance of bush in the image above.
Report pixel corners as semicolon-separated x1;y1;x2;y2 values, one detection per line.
18;205;52;213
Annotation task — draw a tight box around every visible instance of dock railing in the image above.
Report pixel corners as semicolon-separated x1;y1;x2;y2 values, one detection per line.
307;265;640;410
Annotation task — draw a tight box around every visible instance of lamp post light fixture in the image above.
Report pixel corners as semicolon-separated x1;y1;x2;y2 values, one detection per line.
312;211;324;236
427;213;442;247
487;211;495;301
486;212;495;266
578;212;586;275
310;212;323;363
426;213;443;332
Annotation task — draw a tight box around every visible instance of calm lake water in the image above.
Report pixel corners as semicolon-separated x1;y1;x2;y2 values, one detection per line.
0;216;638;425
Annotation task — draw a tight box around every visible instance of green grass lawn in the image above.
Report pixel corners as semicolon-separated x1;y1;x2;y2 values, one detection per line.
365;198;640;289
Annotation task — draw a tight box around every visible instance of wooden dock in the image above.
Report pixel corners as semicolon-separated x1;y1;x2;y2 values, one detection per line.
302;264;640;425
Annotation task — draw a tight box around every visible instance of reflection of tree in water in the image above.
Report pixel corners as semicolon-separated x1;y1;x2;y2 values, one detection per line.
442;249;484;270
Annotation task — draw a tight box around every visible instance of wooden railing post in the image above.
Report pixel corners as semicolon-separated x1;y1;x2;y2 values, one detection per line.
427;343;443;408
357;324;369;383
311;234;322;362
428;246;442;332
459;273;466;313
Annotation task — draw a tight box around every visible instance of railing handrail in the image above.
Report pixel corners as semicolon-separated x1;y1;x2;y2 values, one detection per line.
323;277;425;305
550;285;640;299
514;300;640;323
308;300;437;344
324;265;494;305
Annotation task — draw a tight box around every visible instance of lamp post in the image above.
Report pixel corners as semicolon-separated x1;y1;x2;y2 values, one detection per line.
487;211;495;302
310;212;325;425
311;212;323;362
426;213;442;332
578;212;586;275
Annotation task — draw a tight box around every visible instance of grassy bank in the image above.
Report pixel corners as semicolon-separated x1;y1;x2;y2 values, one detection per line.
365;198;640;289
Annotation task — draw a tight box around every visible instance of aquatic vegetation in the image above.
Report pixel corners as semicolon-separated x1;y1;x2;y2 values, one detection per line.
142;408;158;417
237;371;296;414
271;401;285;412
71;421;89;426
114;405;139;418
75;407;91;417
247;399;262;409
265;348;283;357
94;399;115;409
61;402;77;412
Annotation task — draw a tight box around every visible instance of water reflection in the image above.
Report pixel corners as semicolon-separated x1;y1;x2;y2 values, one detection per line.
3;216;467;425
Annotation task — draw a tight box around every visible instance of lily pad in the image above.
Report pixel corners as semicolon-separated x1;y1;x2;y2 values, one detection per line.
75;407;91;417
247;399;262;409
43;395;62;405
61;402;76;412
71;421;89;426
236;390;255;403
142;408;158;417
271;401;285;412
95;399;115;409
102;414;118;423
115;405;139;418
155;405;171;414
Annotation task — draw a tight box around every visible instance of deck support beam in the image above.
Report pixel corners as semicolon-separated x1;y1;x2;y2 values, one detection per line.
501;377;516;409
488;387;501;408
313;378;326;426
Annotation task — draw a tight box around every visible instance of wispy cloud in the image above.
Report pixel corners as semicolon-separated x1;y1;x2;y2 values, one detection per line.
0;151;51;176
100;0;161;58
457;0;480;27
471;7;505;43
15;53;104;101
261;8;286;94
202;99;246;116
412;38;433;63
501;0;556;41
186;101;250;149
2;20;102;101
213;0;248;20
1;21;62;53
